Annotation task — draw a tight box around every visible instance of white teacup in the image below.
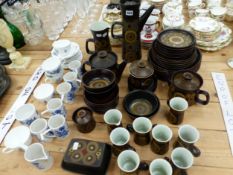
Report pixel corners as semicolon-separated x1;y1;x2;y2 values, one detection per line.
41;98;67;117
42;57;63;84
195;8;210;17
52;39;72;57
210;6;227;21
15;103;39;126
2;126;32;154
63;71;81;93
68;60;82;78
33;83;54;103
24;143;54;171
149;159;172;175
56;82;75;104
207;0;222;9
30;118;53;142
41;114;69;140
143;15;160;33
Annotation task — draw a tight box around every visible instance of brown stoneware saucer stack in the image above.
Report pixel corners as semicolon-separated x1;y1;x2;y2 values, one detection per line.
148;29;202;82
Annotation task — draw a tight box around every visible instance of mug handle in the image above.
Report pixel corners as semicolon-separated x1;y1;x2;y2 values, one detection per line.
40;129;56;141
195;90;210;105
2;147;15;154
85;38;95;54
189;145;201;157
41;110;50;117
126;124;134;133
81;61;91;74
111;22;123;39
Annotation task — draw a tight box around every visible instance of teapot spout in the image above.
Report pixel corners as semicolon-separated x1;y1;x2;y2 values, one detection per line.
139;5;154;32
116;60;127;83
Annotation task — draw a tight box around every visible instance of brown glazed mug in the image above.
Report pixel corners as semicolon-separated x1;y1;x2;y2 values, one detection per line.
117;150;149;175
110;127;135;156
127;117;152;146
86;21;112;54
151;124;173;155
169;71;210;106
173;125;201;157
72;107;96;133
104;109;122;134
167;97;189;125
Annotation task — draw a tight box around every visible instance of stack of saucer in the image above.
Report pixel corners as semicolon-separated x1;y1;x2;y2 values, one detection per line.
189;17;232;51
148;29;202;81
149;0;167;11
82;69;119;114
51;40;83;68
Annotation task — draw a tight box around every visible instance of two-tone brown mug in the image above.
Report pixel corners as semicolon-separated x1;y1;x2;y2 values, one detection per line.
104;109;122;134
173;124;201;157
169;70;210;106
127;117;152;146
110;127;135;156
151;124;173;155
86;21;112;54
72;107;96;133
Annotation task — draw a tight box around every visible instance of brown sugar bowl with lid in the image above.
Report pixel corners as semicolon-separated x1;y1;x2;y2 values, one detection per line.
168;70;210;106
72;107;96;133
128;60;157;92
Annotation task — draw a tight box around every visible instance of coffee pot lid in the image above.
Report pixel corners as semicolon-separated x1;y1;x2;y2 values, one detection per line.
172;71;203;91
129;60;154;78
90;50;117;69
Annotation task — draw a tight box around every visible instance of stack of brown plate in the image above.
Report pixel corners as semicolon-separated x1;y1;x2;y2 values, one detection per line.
82;69;119;114
148;29;202;82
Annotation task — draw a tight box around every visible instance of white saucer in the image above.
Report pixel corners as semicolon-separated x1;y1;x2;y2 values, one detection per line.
227;58;233;69
51;42;80;61
141;31;158;43
62;50;83;69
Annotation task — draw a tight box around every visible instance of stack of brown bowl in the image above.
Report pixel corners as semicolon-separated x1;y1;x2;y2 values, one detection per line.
148;29;202;82
82;69;119;114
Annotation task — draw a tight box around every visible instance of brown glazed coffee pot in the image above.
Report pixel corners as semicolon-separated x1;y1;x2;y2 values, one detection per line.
128;60;157;91
81;50;126;83
72;107;96;133
168;70;210;106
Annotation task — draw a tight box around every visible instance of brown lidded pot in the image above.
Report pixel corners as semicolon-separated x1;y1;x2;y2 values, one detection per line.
168;70;210;106
81;50;126;83
72;107;96;133
128;60;157;92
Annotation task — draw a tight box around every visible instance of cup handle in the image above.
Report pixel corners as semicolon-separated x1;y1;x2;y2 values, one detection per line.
126;124;134;133
195;90;210;105
81;61;91;74
41;110;49;116
189;145;201;157
61;94;65;102
40;129;56;141
201;3;205;8
139;162;149;171
2;147;14;154
111;22;123;39
85;38;95;54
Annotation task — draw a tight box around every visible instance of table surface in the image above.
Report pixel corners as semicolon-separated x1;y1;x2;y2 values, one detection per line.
1;1;233;175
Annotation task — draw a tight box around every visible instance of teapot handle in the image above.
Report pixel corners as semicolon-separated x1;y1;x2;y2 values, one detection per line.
195;90;210;105
81;61;91;74
111;22;123;39
85;38;95;54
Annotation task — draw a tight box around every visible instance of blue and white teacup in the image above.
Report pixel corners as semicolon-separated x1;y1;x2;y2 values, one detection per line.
15;103;40;126
42;57;63;83
63;71;81;93
41;114;69;140
56;82;75;104
41;98;67;117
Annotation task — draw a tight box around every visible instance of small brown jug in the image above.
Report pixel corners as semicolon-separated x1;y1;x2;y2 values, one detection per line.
72;107;96;133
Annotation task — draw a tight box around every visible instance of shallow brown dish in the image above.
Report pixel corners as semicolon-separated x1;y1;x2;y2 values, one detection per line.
82;69;116;93
123;90;160;120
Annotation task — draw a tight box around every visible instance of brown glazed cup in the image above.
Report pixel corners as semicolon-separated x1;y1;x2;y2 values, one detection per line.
110;127;135;156
104;109;123;134
85;21;111;54
167;97;189;125
173;124;201;157
127;117;152;146
151;124;173;155
72;107;96;133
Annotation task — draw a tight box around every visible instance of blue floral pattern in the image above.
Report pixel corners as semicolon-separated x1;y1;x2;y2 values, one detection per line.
54;125;69;138
23;116;37;126
52;106;67;117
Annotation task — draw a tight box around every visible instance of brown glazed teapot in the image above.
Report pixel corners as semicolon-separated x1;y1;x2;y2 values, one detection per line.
81;50;126;83
168;70;210;106
128;60;157;91
72;107;96;133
